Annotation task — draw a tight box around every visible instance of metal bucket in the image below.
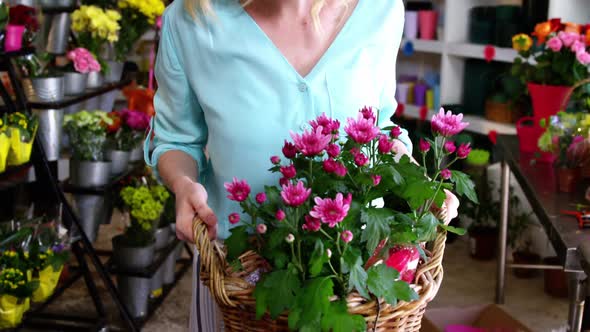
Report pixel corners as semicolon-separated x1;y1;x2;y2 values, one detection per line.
117;275;150;318
162;250;176;285
32;109;63;161
46;13;71;54
105;149;130;175
129;145;143;162
83;96;101;110
39;0;75;9
64;72;88;95
86;71;104;89
105;61;124;83
112;235;155;271
99;90;118;112
23;76;65;102
154;226;171;251
73;194;108;243
149;263;165;299
69;160;112;188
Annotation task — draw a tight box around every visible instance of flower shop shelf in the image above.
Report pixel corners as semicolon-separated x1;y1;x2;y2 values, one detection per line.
28;79;131;110
401;104;516;135
401;39;445;54
0;48;36;59
0;162;33;191
61;161;144;195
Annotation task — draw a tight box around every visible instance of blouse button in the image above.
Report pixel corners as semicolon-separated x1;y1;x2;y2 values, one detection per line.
298;82;308;92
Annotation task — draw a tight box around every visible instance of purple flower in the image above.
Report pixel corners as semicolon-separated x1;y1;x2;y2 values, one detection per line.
431;108;469;137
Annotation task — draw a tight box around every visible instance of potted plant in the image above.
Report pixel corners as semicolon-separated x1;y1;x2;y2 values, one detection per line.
0;115;10;173
506;193;538;278
0;268;38;328
62;48;101;95
108;0;164;83
197;108;475;330
485;93;518;124
538;112;590;193
104;111;129;175
70;5;121;88
64;110;114;187
16;53;65;103
4;4;38;52
6;112;38;167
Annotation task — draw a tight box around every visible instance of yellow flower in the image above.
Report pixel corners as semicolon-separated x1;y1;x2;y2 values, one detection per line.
106;9;121;21
512;34;533;52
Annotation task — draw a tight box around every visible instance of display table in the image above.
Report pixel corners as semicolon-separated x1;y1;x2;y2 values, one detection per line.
495;135;588;332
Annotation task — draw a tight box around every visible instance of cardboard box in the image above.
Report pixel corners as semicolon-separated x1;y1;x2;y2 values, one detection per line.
421;304;532;332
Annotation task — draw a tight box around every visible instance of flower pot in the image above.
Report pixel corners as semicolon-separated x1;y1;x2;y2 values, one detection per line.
73;194;109;242
63;72;88;96
163;250;176;285
4;25;25;52
69;160;112;188
0;295;29;328
418;10;438;40
556;167;581;193
515;117;556;163
46;13;70;54
32;265;63;302
32;108;63;161
86;71;104;89
512;251;541;279
105;61;124;83
469;227;497;260
129;145;143;162
7;127;36;166
543;256;568;298
112;234;155;271
149;263;165;299
404;11;418;39
99;90;118;112
105;149;130;176
0;134;10;173
117;275;150;318
527;83;572;125
485;99;517;124
39;0;76;8
23;76;65;102
154;226;172;251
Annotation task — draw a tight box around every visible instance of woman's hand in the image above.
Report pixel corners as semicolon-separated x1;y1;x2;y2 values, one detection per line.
441;189;459;225
172;176;218;241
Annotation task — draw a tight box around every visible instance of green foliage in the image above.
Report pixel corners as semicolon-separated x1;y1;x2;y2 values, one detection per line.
341;246;368;299
0;268;38;299
367;264;418;306
320;300;366;332
360;208;393;253
450;171;478;204
0;4;8;31
119;185;167;246
254;269;301;319
308;239;328;277
224;226;250;262
288;277;333;331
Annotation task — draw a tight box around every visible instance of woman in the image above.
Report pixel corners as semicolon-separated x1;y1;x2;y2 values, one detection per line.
145;0;458;330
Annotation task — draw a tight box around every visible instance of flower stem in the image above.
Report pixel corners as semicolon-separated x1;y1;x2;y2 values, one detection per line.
319;227;334;240
421;179;445;219
309;159;313;187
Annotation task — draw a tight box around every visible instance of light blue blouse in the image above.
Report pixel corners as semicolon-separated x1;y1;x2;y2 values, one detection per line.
145;0;411;239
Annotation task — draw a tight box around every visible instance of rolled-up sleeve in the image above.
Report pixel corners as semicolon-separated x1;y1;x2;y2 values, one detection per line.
144;11;208;178
377;0;413;154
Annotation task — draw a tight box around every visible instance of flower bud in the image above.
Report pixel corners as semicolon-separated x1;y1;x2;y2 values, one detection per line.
341;230;353;243
256;224;267;234
285;233;295;243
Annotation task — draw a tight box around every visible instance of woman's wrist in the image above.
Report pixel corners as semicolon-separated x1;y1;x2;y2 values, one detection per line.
171;175;195;195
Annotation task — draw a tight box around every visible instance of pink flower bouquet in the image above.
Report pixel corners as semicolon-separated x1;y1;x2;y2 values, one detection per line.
66;48;101;74
106;109;150;151
223;107;476;331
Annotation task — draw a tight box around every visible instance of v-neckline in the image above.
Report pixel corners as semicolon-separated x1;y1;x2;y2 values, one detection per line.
239;0;362;81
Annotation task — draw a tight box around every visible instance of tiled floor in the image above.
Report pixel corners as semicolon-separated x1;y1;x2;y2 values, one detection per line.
38;223;569;331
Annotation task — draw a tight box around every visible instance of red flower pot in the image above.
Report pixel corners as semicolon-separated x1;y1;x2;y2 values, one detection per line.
4;24;25;52
515;116;556;163
556;167;581;193
527;83;572;125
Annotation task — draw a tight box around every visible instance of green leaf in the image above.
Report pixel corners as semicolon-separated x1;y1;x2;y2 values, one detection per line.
401;180;437;210
360;208;393;253
439;223;466;235
341;246;369;299
309;239;328;277
416;213;439;242
320;300;366;332
450;171;478;204
367;264;418;306
225;226;250;261
253;269;301;319
288;277;334;330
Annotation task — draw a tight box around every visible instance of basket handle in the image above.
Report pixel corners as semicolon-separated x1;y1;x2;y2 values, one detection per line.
560;78;590;112
192;217;235;307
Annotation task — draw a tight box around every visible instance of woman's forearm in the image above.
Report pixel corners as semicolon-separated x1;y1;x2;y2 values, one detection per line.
158;150;199;194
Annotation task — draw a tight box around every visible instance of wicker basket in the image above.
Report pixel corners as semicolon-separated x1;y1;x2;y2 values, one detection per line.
193;218;447;331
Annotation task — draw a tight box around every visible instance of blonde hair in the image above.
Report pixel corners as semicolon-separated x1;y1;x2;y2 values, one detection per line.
184;0;351;32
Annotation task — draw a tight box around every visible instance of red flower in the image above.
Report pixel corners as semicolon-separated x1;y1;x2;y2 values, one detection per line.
105;112;122;134
282;140;298;159
549;18;563;33
9;5;38;31
280;164;297;179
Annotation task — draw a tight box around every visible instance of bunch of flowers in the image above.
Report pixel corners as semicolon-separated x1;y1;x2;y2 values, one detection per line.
8;4;38;46
63;111;112;161
538;112;590;169
511;19;590;87
223;107;475;330
7;112;37;144
114;0;165;60
71;5;121;65
106;109;150;151
120;184;168;246
66;48;101;74
0;268;37;299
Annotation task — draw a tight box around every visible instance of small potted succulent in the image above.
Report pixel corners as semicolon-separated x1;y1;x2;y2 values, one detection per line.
6;112;38;167
63;48;101;95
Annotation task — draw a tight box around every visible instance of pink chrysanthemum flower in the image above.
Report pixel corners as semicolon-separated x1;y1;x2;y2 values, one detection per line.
344;113;381;144
281;181;311;207
444;141;456;154
334;162;347;177
290;127;332;156
228;213;240;225
431;108;469;137
257;224;267;234
224;177;251;202
359;106;376;123
280;164;297;179
390;126;402;139
378;134;395;154
419;139;431;153
302;215;322;232
441;169;452;180
310;193;351;228
341;230;353;243
275;209;286;221
323;158;338;173
309;113;340;136
326;143;341;158
270;156;281;164
255;192;267;204
457;143;471;159
372;175;382;186
354;152;369;167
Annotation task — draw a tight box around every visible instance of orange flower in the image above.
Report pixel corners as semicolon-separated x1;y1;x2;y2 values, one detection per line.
585;26;590;46
104;112;121;133
533;22;552;44
564;22;582;34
